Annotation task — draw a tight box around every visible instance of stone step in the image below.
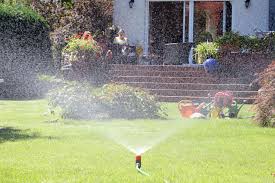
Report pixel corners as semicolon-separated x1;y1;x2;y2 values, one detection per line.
147;89;257;98
110;70;208;77
115;82;252;91
112;76;245;84
156;95;256;103
109;64;257;103
110;64;204;72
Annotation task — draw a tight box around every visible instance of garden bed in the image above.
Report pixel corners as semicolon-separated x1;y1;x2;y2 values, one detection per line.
218;52;273;78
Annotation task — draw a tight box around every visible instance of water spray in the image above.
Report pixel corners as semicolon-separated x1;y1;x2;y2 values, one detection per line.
135;154;149;176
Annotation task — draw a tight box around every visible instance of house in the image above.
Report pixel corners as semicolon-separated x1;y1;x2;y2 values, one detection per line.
113;0;275;56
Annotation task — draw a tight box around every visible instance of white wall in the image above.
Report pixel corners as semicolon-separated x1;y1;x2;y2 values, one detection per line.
231;0;269;35
113;0;270;53
114;0;146;46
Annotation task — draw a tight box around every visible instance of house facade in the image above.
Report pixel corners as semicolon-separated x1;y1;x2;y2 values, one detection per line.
114;0;275;56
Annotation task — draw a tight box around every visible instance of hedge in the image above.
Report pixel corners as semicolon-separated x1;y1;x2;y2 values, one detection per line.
0;4;53;98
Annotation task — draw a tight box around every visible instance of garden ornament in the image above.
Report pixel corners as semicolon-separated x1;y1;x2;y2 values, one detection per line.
203;58;218;74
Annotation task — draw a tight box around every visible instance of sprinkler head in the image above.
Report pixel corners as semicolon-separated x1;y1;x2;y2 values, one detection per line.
135;155;141;169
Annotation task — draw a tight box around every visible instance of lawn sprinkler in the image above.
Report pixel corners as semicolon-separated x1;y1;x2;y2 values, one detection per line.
135;155;141;169
135;154;149;176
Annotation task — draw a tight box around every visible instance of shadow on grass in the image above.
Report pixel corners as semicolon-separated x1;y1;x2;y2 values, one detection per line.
0;127;57;143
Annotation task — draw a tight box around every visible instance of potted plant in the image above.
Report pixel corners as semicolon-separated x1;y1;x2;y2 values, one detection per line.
195;42;219;64
62;31;106;84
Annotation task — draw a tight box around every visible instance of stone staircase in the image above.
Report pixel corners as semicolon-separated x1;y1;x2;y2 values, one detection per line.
109;64;258;103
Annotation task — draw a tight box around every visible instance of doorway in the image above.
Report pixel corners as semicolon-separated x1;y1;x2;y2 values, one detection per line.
147;1;232;59
149;2;183;55
194;1;232;42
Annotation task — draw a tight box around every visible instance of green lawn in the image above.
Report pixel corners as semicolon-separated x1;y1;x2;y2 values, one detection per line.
0;100;274;183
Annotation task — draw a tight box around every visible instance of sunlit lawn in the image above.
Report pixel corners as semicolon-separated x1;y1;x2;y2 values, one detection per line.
0;100;274;183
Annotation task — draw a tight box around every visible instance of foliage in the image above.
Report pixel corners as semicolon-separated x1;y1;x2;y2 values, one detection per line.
0;3;53;99
32;0;113;42
216;31;275;53
100;84;164;119
254;61;275;127
48;82;106;119
0;0;32;6
0;3;48;27
63;32;101;55
195;42;219;64
215;32;243;51
31;0;113;68
48;82;165;120
60;31;108;85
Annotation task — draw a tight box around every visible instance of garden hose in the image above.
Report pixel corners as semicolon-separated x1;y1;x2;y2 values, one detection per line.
136;165;170;183
135;164;150;176
135;155;171;183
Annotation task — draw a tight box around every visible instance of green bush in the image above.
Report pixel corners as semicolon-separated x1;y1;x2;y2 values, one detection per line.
100;84;164;119
0;4;53;98
195;42;219;64
0;3;48;26
215;32;242;51
215;31;275;53
254;62;275;128
48;82;108;119
63;32;101;53
48;82;165;120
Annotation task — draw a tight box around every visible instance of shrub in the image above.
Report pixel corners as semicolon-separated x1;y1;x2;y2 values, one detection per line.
195;42;219;64
48;81;165;120
254;61;275;127
216;31;275;53
32;0;113;64
100;84;164;119
48;82;108;119
0;4;53;98
0;3;48;26
215;32;243;51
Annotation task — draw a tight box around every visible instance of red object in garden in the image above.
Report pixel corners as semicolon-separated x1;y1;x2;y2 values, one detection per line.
178;100;198;118
82;31;93;41
214;91;234;108
135;155;142;169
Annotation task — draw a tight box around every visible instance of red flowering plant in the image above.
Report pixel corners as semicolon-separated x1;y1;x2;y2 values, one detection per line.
62;31;109;85
63;31;102;63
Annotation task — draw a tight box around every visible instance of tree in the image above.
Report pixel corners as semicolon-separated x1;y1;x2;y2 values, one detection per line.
31;0;113;68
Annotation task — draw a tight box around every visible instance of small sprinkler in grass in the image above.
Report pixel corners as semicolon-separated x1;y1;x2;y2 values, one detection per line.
135;155;141;169
135;154;149;176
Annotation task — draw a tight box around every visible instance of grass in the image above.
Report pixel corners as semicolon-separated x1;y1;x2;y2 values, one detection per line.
0;100;274;183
